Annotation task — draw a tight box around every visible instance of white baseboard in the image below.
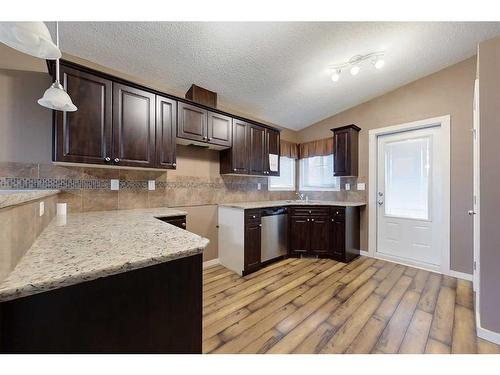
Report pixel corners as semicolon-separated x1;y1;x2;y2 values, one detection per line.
477;325;500;345
203;258;220;269
359;250;472;281
447;269;473;281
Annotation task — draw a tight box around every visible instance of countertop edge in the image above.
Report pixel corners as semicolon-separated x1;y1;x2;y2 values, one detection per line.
218;201;367;209
0;240;208;303
0;189;60;209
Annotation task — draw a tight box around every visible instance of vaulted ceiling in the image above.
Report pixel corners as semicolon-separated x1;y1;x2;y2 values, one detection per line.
57;22;500;130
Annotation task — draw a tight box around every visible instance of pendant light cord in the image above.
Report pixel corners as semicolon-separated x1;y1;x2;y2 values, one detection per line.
55;21;60;84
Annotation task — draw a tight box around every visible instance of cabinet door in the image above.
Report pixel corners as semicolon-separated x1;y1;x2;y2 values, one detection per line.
177;102;207;142
113;83;156;167
248;125;266;175
54;65;112;164
310;216;331;255
156;96;177;169
230;119;249;174
207;111;232;147
289;216;310;256
331;218;346;261
334;129;349;176
265;128;280;176
244;222;261;272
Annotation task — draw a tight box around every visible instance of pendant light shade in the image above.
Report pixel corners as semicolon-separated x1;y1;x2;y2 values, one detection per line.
0;22;61;59
38;82;77;112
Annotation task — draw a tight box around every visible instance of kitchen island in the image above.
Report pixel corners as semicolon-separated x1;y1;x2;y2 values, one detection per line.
0;208;209;353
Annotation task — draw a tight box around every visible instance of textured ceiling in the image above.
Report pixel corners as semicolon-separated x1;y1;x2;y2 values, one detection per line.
56;22;500;130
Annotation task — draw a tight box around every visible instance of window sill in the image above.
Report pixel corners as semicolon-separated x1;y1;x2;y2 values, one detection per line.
299;186;341;192
268;187;296;191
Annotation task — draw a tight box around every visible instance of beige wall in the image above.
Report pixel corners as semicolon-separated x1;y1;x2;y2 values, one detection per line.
478;36;500;334
297;57;477;274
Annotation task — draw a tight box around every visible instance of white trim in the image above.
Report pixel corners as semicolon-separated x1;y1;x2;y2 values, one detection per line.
368;115;451;276
477;325;500;346
360;250;472;281
203;258;220;269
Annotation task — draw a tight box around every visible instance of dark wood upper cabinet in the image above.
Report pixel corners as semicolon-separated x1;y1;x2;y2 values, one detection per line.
331;124;361;177
207;111;232;147
265;128;280;176
177;102;207;143
220;119;249;174
54;65;112;165
248;124;266;175
112;83;156;168
156;96;177;169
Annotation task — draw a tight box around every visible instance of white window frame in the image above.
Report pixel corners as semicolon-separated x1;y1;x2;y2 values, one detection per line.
268;156;296;191
299;154;340;192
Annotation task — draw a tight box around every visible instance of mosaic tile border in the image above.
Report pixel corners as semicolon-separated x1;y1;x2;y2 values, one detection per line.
0;177;267;191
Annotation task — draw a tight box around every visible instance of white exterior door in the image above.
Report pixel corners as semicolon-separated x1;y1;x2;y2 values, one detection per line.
376;126;444;268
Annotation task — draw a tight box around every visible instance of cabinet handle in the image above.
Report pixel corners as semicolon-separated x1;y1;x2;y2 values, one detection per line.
311;218;315;222
202;136;207;140
252;215;256;219
104;157;111;162
259;224;262;227
309;210;312;214
233;168;237;172
181;222;186;227
307;219;310;222
207;137;211;141
331;218;334;222
114;158;120;163
172;163;177;167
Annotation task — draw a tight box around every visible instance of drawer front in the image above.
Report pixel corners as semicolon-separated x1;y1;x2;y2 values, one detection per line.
290;206;330;217
245;209;262;224
331;207;345;220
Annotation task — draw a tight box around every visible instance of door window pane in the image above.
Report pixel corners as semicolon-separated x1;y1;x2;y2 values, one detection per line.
384;136;430;220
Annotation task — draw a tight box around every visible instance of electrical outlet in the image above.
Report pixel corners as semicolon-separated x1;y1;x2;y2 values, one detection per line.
345;183;351;191
110;179;120;191
357;183;366;191
257;183;261;190
148;180;156;191
39;201;44;216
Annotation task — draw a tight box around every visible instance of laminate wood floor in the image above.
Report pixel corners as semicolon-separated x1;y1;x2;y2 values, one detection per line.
202;257;500;354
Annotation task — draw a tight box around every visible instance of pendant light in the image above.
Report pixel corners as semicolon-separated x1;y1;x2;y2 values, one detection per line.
0;22;61;59
38;22;77;112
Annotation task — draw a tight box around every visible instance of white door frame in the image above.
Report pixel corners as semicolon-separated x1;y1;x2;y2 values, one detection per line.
368;115;451;276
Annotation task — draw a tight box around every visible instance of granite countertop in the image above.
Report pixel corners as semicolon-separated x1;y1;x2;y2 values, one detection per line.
219;200;367;210
0;208;209;302
0;189;60;209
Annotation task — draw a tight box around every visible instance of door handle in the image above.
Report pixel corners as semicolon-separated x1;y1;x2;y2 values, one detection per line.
468;210;477;216
377;199;384;206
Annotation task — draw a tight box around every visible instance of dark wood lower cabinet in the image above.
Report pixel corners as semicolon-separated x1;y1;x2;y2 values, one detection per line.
156;215;186;229
0;254;202;353
244;210;262;275
288;206;360;262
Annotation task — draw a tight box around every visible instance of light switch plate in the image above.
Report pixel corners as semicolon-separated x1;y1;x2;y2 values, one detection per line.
148;180;156;191
357;183;366;191
39;201;44;216
345;183;351;191
110;179;120;191
257;183;261;190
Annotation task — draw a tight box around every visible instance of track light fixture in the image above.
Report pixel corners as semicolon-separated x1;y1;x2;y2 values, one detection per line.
329;51;385;83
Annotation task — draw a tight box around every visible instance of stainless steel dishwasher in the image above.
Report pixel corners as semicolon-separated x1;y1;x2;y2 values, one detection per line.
261;207;288;262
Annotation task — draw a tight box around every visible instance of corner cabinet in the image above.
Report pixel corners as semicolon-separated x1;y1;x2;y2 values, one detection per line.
288;205;360;262
331;124;361;177
52;62;177;169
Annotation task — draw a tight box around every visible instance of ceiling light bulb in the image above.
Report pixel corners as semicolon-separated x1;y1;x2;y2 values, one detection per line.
350;66;360;76
331;70;340;82
375;59;385;69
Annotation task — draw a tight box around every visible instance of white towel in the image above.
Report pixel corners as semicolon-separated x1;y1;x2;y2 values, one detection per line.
269;154;279;172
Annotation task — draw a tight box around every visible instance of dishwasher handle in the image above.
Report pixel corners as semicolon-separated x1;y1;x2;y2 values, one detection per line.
261;207;288;216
